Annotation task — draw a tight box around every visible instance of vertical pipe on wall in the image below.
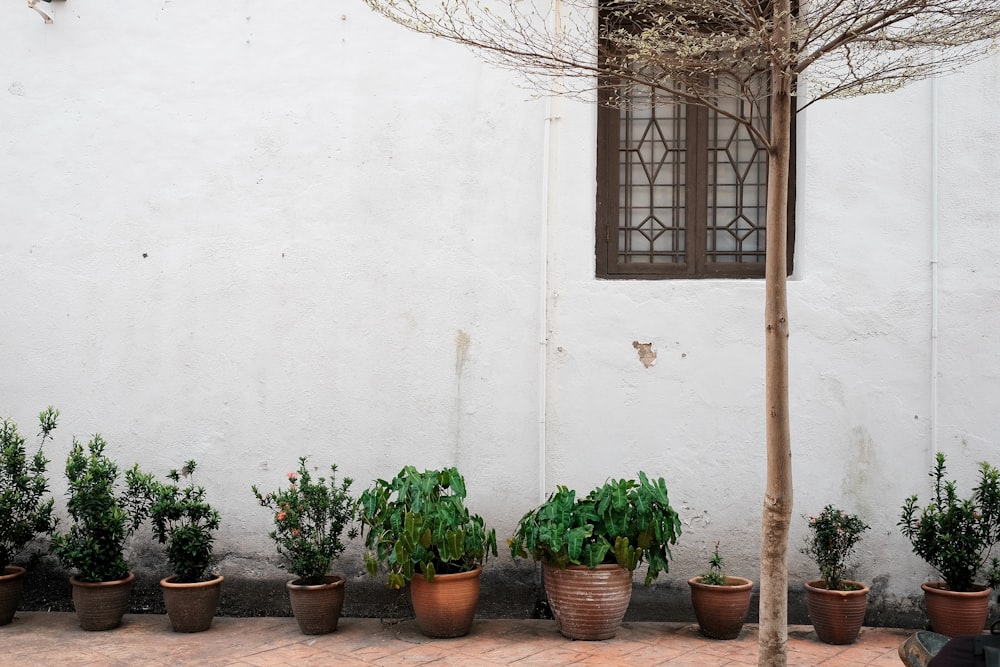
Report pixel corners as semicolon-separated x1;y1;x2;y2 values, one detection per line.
929;76;940;462
539;97;552;503
538;0;563;503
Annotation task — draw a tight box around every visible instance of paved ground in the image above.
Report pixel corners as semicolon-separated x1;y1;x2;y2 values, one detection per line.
4;612;914;666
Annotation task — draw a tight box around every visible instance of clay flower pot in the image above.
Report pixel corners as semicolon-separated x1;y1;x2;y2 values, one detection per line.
286;575;345;635
688;575;754;640
921;581;992;637
161;574;224;633
804;579;869;645
543;563;632;640
70;571;135;631
0;566;27;626
409;566;482;638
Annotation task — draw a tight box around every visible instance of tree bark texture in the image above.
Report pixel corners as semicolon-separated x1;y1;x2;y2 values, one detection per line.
759;2;794;665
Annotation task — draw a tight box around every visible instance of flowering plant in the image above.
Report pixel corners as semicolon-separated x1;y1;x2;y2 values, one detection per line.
252;458;357;586
801;505;869;591
899;452;1000;592
0;407;59;571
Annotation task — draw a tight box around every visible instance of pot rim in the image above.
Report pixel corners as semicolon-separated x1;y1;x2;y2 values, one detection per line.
160;574;224;589
411;564;483;584
70;571;136;588
0;565;26;579
545;562;629;572
804;579;870;595
689;575;754;591
286;574;346;590
921;581;993;596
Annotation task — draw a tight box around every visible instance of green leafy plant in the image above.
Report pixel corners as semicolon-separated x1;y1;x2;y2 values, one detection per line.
147;460;221;583
508;472;681;585
700;542;728;586
0;406;59;571
358;466;497;589
801;505;869;591
899;452;1000;592
252;457;357;586
49;435;153;582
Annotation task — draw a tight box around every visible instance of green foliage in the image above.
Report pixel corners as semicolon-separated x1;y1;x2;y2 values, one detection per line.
508;472;681;586
801;505;869;591
0;407;59;570
252;457;357;586
49;434;153;582
899;452;1000;592
147;461;221;583
358;466;498;589
700;542;727;586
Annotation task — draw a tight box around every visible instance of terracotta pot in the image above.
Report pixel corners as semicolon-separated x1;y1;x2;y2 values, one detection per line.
688;575;754;640
921;581;992;637
161;574;224;633
286;575;345;635
70;571;135;631
543;563;632;640
804;579;869;645
409;566;482;638
0;565;27;626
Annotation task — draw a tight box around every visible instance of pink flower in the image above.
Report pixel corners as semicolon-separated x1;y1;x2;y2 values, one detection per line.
292;528;300;537
276;511;286;521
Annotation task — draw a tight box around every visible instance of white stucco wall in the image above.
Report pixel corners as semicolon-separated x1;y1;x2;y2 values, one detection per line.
2;0;999;619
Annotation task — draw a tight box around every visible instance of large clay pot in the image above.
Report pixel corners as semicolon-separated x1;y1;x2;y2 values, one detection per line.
688;575;754;640
804;579;869;645
0;565;27;626
161;574;224;633
543;563;632;640
921;581;992;637
70;571;135;631
409;566;482;638
286;575;345;635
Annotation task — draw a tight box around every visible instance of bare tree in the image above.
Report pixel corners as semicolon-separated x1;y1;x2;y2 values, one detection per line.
360;0;1000;664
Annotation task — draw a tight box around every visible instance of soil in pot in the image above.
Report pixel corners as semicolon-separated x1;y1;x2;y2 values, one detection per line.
804;579;869;645
688;575;754;640
543;563;632;641
161;574;224;633
70;571;135;631
409;566;482;638
286;575;345;635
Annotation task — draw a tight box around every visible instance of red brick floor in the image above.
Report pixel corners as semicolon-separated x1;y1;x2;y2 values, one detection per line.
4;613;914;666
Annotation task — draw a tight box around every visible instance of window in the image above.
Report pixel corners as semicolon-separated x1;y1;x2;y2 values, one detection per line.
596;75;795;279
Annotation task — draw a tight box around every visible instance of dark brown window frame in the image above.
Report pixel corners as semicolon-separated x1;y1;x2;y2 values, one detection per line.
596;87;796;280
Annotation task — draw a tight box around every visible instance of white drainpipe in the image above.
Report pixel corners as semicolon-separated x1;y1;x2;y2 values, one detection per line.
930;76;940;462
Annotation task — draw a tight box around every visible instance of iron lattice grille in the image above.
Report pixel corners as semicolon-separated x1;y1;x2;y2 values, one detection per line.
617;86;687;265
613;74;771;270
707;75;769;265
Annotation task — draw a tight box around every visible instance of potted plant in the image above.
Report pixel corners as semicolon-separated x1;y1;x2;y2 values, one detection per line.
0;406;59;626
146;460;223;633
801;505;870;644
509;472;681;640
358;466;497;638
252;457;357;635
49;434;153;631
687;543;754;640
899;452;1000;636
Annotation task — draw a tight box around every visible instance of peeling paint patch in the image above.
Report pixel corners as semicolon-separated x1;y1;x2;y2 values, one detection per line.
632;341;656;368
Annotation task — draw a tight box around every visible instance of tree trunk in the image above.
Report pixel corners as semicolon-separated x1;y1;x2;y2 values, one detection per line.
758;2;793;665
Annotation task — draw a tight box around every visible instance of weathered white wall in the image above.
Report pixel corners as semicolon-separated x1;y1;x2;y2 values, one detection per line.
2;0;999;622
